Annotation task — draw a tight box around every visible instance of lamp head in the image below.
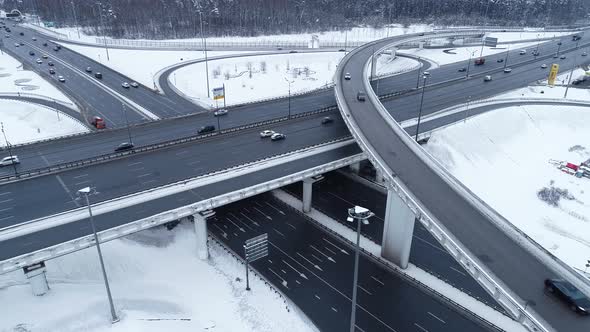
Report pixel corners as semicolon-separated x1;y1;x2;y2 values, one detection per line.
78;187;91;195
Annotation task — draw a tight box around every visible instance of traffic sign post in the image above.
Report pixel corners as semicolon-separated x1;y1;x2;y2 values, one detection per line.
243;233;268;291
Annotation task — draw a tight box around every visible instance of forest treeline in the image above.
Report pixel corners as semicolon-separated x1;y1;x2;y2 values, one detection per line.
2;0;589;39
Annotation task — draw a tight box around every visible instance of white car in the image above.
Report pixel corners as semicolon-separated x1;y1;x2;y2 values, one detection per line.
122;82;130;88
503;68;512;73
271;133;286;141
130;82;139;88
344;73;351;80
519;50;527;55
583;52;588;57
214;109;228;116
484;75;492;82
36;58;42;64
58;76;66;82
260;130;275;138
541;64;548;69
0;156;19;166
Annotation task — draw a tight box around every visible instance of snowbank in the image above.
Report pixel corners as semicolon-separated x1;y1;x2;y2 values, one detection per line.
425;105;590;271
0;223;317;332
375;54;421;76
172;52;345;107
0;99;88;147
0;52;74;104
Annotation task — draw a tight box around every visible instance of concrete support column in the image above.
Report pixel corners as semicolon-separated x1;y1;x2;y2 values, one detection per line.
302;178;314;213
375;168;387;185
194;211;214;260
349;162;361;174
23;262;49;296
381;190;416;269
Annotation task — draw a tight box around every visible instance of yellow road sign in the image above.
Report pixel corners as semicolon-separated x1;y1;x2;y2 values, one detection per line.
548;64;559;86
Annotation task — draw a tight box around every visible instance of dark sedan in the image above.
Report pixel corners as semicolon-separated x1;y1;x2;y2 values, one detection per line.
114;142;134;152
545;279;590;315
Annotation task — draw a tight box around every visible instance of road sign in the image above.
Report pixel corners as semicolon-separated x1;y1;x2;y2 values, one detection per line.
212;86;225;100
484;37;498;47
244;233;268;290
548;64;560;86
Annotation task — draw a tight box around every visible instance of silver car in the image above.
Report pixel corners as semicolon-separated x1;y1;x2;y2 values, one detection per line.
0;156;19;166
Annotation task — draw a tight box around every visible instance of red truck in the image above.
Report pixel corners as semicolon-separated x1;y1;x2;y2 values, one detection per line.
90;116;106;129
474;57;485;65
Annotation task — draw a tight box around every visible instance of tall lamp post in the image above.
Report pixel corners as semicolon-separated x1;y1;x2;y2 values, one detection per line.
121;104;133;144
466;50;477;78
70;1;81;39
564;54;578;99
347;206;374;332
96;2;110;61
284;77;293;119
414;73;429;142
77;187;119;324
1;122;18;176
199;11;210;98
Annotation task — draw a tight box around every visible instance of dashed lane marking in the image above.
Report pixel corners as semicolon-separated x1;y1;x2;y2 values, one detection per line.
427;312;446;324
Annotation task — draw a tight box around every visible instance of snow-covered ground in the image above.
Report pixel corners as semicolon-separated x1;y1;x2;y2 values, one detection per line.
0;223;317;332
0;52;74;104
375;54;421;76
0;99;88;147
58;43;254;89
425;104;590;272
398;42;542;66
272;190;526;332
172;52;345;107
497;85;590;100
487;31;572;42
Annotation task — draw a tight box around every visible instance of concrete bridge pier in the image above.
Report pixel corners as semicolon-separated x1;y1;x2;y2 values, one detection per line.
193;210;215;260
381;189;416;269
23;262;49;296
302;175;324;213
349;162;361;174
375;168;387;185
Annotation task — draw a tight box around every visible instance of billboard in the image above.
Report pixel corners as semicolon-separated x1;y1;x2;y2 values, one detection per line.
212;86;225;100
548;64;559;86
484;37;498;47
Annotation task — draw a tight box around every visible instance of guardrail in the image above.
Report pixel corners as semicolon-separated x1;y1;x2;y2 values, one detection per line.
0;105;338;183
334;31;556;332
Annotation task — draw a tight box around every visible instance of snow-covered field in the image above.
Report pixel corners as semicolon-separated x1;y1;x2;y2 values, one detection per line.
0;223;317;332
425;104;590;272
58;43;253;89
398;42;542;66
375;54;420;76
0;99;88;147
487;31;572;42
172;52;345;107
0;52;74;104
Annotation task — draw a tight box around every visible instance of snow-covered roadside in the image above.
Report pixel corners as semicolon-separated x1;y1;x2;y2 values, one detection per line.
424;104;590;272
0;52;75;104
398;42;541;66
0;99;88;147
58;43;256;89
497;85;590;100
172;52;344;107
0;223;317;332
375;54;421;76
271;190;526;332
487;31;572;43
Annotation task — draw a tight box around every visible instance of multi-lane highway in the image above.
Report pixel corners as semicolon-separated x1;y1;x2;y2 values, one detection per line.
337;30;590;332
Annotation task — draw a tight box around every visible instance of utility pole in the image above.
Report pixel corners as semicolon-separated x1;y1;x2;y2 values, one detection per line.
96;2;110;61
77;187;119;324
503;45;510;69
564;54;578;99
415;74;429;142
1;122;18;176
71;1;80;39
199;11;210;98
121;104;133;144
284;78;293;119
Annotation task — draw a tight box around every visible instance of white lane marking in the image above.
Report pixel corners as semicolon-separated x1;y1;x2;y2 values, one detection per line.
311;253;323;263
213;224;228;239
127;162;143;167
324;246;337;256
413;234;448;254
187;160;201;166
265;201;286;215
175;150;189;156
0;199;14;204
268;267;289;289
273;227;285;238
0;207;13;213
414;323;429;332
226;217;245;233
137;173;152;178
281;269;287;274
331;307;338;313
74;180;91;186
323;237;350;255
0;192;12;196
239;212;260;227
296;252;324;271
0;215;15;221
253;206;272;220
129;167;145;172
227;213;254;231
371;276;385;286
355;324;367;332
315;295;321;300
427;312;446;324
141;180;157;186
55;174;80;207
282;259;309;280
285;222;296;230
358;285;373;296
449;266;467;277
72;174;88;179
310;244;336;263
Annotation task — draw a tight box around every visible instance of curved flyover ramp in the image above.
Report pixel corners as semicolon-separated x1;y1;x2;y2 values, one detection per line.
335;31;590;332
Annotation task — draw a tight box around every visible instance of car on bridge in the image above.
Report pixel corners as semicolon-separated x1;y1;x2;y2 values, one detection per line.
583;52;588;57
35;59;42;64
122;82;131;88
28;50;34;56
458;67;467;72
58;75;66;82
503;68;512;73
115;142;134;152
48;68;55;75
545;279;590;315
260;130;275;138
560;55;567;59
0;156;19;166
32;37;36;41
357;91;366;102
198;125;216;134
271;133;286;141
85;67;92;73
344;73;351;80
214;109;228;116
519;50;527;55
321;117;334;125
42;54;48;59
48;61;54;66
131;82;139;88
95;72;103;79
484;75;492;82
541;64;548;69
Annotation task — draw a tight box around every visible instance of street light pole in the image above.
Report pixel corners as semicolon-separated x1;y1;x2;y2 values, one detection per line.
284;77;293;119
503;45;510;69
466;50;476;78
71;1;81;39
415;75;428;142
199;11;210;98
96;2;110;61
347;206;374;332
121;104;132;144
78;187;119;324
415;56;422;88
564;54;578;99
1;122;18;176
